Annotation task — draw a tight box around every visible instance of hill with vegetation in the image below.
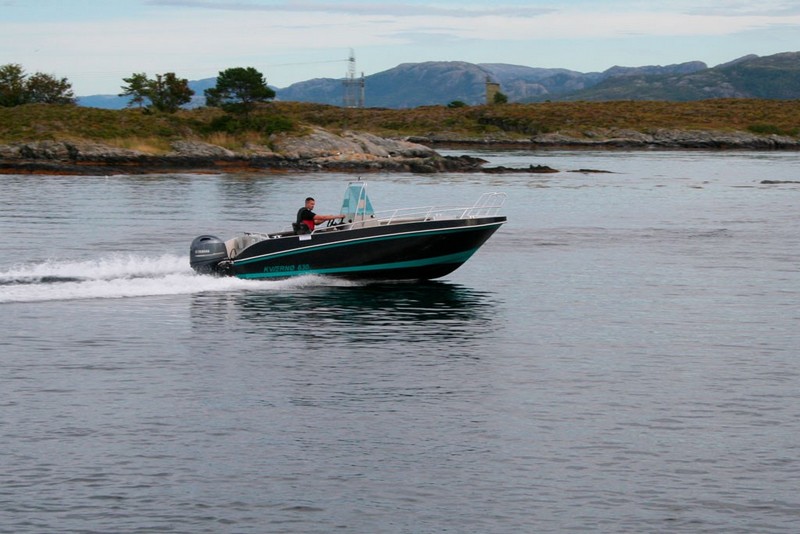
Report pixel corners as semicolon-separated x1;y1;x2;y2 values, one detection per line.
3;99;800;146
279;52;800;106
3;99;799;174
279;52;799;106
2;98;800;150
556;52;800;102
206;60;707;108
77;52;800;110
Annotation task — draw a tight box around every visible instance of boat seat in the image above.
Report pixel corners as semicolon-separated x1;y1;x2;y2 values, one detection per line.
292;222;311;235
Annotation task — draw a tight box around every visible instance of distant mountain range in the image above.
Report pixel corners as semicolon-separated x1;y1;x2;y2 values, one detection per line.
78;51;800;109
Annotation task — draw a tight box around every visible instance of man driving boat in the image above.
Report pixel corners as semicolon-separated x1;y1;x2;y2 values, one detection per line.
296;197;343;233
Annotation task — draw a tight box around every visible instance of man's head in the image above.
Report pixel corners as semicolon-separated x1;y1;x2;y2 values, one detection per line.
305;197;315;209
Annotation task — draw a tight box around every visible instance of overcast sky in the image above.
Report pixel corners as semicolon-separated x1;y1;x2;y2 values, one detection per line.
3;0;799;96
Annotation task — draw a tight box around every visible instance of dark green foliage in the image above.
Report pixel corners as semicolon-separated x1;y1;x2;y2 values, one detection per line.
24;72;75;104
493;92;508;104
204;67;275;116
119;72;194;113
475;112;551;135
149;73;194;113
0;64;26;107
119;73;149;108
448;100;468;108
747;124;789;135
206;113;294;135
0;63;76;106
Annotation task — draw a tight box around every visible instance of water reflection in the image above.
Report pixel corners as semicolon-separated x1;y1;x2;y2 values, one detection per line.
190;280;498;349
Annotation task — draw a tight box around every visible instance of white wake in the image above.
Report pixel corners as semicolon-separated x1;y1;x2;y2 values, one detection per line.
0;253;348;303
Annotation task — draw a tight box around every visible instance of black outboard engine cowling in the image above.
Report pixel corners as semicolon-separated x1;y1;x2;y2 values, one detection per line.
190;235;228;274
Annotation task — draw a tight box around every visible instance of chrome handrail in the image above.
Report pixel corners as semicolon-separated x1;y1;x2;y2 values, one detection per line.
346;192;506;229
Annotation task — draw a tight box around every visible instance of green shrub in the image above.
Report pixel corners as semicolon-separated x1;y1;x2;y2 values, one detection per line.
747;123;784;135
206;114;294;135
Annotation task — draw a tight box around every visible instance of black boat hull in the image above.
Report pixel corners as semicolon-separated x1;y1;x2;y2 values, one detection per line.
229;216;506;280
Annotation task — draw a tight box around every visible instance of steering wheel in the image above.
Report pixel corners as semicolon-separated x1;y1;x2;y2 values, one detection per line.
326;216;345;228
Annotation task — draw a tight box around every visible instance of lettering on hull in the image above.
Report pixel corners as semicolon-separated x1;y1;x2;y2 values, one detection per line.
263;264;311;273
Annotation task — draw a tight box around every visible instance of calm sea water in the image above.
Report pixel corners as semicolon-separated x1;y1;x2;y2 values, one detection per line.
1;149;799;533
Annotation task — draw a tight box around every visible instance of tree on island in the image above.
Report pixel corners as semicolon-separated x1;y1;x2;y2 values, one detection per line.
120;72;194;113
119;73;149;108
0;63;76;107
204;67;275;117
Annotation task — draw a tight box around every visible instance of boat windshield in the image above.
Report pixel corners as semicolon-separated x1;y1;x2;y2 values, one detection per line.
340;182;375;221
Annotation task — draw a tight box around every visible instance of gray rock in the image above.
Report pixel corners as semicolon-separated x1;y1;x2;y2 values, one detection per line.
0;144;21;159
342;132;392;158
69;141;146;159
649;129;800;148
346;132;438;158
270;128;365;159
169;141;235;158
0;140;145;160
242;142;276;156
16;140;73;160
529;128;800;149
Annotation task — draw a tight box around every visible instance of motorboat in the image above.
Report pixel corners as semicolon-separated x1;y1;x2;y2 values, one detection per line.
189;181;507;280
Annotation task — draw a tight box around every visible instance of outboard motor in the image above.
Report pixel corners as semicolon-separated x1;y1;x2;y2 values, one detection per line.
190;235;228;275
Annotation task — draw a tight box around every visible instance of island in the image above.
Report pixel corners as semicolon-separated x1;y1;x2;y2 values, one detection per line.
2;100;799;175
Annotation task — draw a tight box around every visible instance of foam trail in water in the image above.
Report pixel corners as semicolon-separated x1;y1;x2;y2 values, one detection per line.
1;253;187;283
0;253;352;303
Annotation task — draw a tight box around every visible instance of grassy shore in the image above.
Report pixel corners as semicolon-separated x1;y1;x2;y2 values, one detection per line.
1;99;799;153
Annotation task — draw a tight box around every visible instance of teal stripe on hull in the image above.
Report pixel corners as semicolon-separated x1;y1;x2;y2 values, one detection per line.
234;222;501;266
236;248;478;279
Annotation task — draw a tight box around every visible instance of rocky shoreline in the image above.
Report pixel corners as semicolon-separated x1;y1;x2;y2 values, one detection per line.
1;127;798;176
0;129;480;175
411;127;800;150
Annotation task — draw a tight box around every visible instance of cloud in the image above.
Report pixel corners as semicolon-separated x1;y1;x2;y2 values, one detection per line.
4;0;800;94
142;0;800;39
683;1;800;17
146;0;556;18
148;0;800;20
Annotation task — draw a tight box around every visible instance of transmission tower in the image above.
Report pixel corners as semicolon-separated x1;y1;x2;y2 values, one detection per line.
343;49;365;108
